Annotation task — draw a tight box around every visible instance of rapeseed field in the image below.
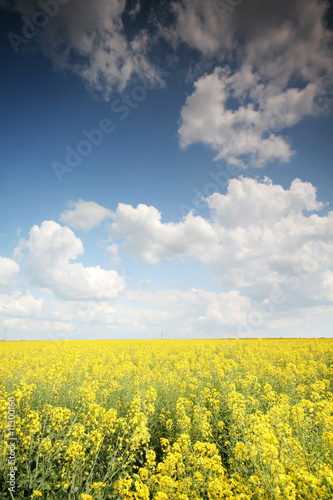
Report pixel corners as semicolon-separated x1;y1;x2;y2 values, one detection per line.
1;338;332;499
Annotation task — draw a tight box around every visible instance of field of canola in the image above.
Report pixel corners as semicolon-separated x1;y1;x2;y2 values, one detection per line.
1;338;333;500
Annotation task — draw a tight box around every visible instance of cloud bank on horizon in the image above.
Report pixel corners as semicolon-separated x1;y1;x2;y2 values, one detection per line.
1;0;333;339
2;177;333;339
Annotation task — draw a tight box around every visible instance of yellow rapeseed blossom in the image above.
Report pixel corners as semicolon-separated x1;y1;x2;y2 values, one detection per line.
81;494;92;500
0;338;332;500
32;492;42;498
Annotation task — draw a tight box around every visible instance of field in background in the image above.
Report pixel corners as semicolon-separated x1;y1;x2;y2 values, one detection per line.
1;338;333;499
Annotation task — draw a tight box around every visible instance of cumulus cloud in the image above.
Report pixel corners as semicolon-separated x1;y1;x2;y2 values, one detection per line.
108;177;333;302
59;199;112;231
178;63;330;166
108;203;217;263
17;220;125;300
178;67;312;166
0;257;20;286
3;0;162;97
174;0;333;166
204;177;333;293
208;177;325;227
0;290;44;317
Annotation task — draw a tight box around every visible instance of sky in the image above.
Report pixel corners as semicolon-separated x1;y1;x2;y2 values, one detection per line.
0;0;333;341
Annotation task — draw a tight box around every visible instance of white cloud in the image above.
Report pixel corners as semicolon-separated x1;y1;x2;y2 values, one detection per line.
108;177;333;303
59;199;112;231
208;177;324;227
17;220;125;300
204;178;332;291
0;257;19;286
4;0;162;97
108;203;217;263
0;290;44;317
178;66;323;167
173;0;333;166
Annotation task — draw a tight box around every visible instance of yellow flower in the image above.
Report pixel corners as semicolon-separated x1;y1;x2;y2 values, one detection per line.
155;493;168;500
139;467;149;481
81;494;93;500
1;337;333;500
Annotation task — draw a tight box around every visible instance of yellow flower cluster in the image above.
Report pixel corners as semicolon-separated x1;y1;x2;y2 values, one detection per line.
0;338;332;499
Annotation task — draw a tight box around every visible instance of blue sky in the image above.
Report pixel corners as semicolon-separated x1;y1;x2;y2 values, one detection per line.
0;0;333;340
